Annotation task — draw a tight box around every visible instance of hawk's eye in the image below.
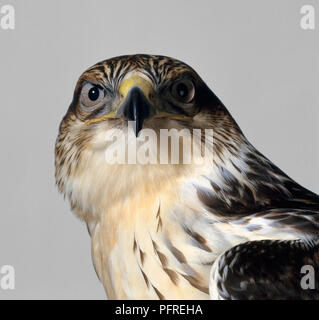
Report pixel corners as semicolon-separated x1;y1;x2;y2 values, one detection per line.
81;83;105;107
171;79;195;103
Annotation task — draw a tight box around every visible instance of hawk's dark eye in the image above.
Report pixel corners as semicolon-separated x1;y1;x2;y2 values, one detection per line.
81;83;105;107
88;87;100;101
171;79;195;103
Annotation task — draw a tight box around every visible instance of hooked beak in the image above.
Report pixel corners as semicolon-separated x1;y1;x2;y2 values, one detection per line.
117;75;154;136
117;86;152;136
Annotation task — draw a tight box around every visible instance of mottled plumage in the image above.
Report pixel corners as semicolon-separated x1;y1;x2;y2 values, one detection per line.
55;54;319;299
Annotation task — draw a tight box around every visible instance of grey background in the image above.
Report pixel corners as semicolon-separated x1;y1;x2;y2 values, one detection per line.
0;0;318;299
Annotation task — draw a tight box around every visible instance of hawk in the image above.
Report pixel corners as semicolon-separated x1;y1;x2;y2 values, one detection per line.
55;54;319;299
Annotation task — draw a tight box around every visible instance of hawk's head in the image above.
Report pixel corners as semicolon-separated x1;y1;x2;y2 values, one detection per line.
55;54;242;219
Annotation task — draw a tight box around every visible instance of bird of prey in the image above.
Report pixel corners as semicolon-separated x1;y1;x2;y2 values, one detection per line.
55;54;319;300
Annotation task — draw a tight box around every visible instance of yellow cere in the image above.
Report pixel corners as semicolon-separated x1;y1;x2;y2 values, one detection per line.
119;75;153;99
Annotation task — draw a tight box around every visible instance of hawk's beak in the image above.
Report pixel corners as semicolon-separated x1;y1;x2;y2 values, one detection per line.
117;76;153;136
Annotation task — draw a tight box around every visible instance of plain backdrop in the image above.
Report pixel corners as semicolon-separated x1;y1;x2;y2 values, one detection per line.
0;0;318;299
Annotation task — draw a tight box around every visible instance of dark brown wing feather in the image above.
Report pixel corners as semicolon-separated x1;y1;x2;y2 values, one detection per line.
213;239;319;300
197;141;319;237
